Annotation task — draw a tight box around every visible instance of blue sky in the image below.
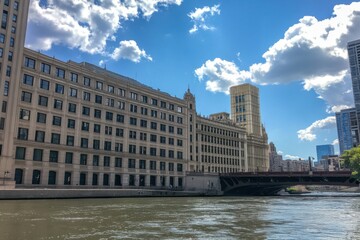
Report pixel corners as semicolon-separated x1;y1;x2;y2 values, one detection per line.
25;0;360;160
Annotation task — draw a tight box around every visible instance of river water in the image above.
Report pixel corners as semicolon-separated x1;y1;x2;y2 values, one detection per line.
0;193;360;240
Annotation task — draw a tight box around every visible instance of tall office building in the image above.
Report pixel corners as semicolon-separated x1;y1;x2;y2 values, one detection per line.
335;108;359;154
316;144;335;162
230;84;262;136
348;39;360;144
230;84;269;172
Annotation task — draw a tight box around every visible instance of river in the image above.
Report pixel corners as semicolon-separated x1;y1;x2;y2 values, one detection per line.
0;193;359;240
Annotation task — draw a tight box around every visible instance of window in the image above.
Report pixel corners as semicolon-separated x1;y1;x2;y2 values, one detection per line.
35;131;45;142
103;174;109;186
105;126;112;135
93;124;101;133
161;101;166;108
17;128;28;140
118;101;125;110
151;110;157;118
150;161;157;170
83;77;91;86
55;84;64;94
40;79;50;90
0;48;3;57
139;146;146;155
130;92;137;100
160;149;166;157
103;156;110;167
24;57;36;69
108;85;114;93
15;147;26;159
80;154;87;165
49;151;58;162
177;163;183;172
0;118;4;129
169;150;174;158
160;136;166;144
130;104;137;113
94;109;101;119
6;66;11;77
48;171;56;185
53;99;63;110
64;172;71;185
169;162;174;171
3;81;9;96
81;138;88;148
177;139;183;146
104;141;111;151
82;106;90;116
150;134;157;142
177;151;183;159
8;51;12;61
177;106;183;113
129;144;136;154
83;92;91;101
12;14;17;23
65;152;73;164
169;126;174;133
33;149;44;161
177;128;183;135
93;139;100;150
41;63;51;74
129;130;137;139
51;133;60;144
169;114;174;122
70;73;78;82
116;128;124;137
38;96;48;107
52;116;62;126
0;34;4;43
37;113;46;123
160;112;166;120
177;117;183;124
96;81;103;90
142;95;148;103
128;159;136;168
9;37;14;47
115;143;123;152
21;91;32;102
67;119;75;129
115;158;122;168
160;162;166;171
151;122;157;130
160;124;166;132
151;98;158;106
69;88;77;97
2;10;8;29
106;112;113;121
140;120;147;128
82;122;89;131
118;88;126;97
95;95;102;104
141;107;148;115
66;136;75;146
14;1;19;10
150;148;157;156
116;114;124;123
32;170;41;185
68;103;76;113
56;68;65;78
19;109;30;120
130;117;137;125
93;155;99;166
140;133;147;141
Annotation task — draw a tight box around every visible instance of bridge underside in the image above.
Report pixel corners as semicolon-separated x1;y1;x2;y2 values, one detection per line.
220;174;359;196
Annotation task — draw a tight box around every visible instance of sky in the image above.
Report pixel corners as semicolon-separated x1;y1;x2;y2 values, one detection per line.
25;0;360;161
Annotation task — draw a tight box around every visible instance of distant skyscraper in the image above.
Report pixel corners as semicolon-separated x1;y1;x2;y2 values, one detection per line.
348;39;360;144
336;108;359;154
316;144;335;162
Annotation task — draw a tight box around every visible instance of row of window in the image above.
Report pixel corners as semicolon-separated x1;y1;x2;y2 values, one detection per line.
201;144;240;157
15;168;183;187
20;87;184;124
15;147;184;171
23;57;184;113
201;155;242;166
200;134;241;147
199;124;240;138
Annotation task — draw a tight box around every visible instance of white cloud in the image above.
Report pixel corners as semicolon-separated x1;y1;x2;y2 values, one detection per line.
195;2;360;111
26;0;182;55
277;150;283;155
188;4;220;34
332;139;339;145
284;154;302;160
111;40;152;63
326;104;352;114
194;58;251;93
297;116;336;141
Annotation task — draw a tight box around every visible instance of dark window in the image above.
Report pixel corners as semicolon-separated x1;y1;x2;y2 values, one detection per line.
103;174;109;186
80;154;87;165
103;156;110;167
40;79;50;90
23;74;33;85
38;96;48;107
15;147;26;159
93;124;101;133
81;138;88;148
68;103;76;113
55;84;64;94
67;119;75;129
82;122;89;131
65;152;73;164
35;131;45;142
106;112;113;121
56;68;65;78
21;91;32;103
24;57;35;69
115;158;122;168
52;116;62;126
17;128;28;140
32;170;41;185
49;150;58;162
33;149;43;161
64;172;71;185
51;133;60;144
37;113;46;123
41;63;51;74
128;159;136;168
93;155;99;166
116;114;124;123
53;99;63;110
48;171;56;185
93;139;100;150
95;95;102;104
94;109;101;118
82;106;90;116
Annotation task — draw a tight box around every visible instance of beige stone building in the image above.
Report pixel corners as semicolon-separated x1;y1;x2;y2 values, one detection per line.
0;0;269;189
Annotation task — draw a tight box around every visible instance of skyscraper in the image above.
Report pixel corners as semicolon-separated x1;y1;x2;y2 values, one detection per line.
335;108;359;154
348;39;360;144
316;144;335;162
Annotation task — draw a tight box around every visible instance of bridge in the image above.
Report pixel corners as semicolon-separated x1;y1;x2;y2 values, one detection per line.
219;171;360;196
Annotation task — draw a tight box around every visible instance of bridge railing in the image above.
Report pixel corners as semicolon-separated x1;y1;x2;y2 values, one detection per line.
219;171;353;177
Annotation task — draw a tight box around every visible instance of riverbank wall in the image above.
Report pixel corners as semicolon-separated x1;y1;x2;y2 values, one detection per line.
0;188;214;200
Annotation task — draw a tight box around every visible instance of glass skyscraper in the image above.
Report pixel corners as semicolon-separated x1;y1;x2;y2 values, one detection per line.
316;144;335;162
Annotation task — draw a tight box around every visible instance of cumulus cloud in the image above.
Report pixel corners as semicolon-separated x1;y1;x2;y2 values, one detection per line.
188;4;220;33
195;58;251;93
26;0;182;55
284;155;302;160
111;40;152;63
297;116;336;141
195;2;360;107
